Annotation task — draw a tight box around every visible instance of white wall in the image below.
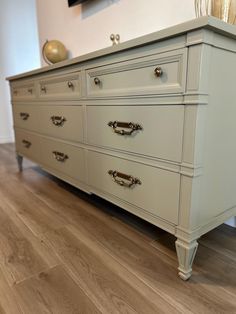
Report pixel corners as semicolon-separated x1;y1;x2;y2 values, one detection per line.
0;0;40;144
36;0;195;64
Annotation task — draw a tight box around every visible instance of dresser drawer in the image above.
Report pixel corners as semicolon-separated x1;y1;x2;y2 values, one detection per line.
88;151;180;224
86;49;187;98
13;105;41;132
40;137;86;182
15;129;41;162
11;82;36;101
40;105;83;142
87;105;184;162
39;72;81;99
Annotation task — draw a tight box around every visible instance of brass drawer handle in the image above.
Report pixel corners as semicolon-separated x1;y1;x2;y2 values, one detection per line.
154;67;163;77
13;90;18;95
50;116;66;127
22;139;31;148
28;88;33;94
53;151;69;162
108;121;143;136
41;86;47;93
108;170;142;188
20;112;30;120
94;77;101;85
67;81;74;88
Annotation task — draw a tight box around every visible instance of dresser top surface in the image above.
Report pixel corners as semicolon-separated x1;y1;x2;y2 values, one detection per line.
7;16;236;81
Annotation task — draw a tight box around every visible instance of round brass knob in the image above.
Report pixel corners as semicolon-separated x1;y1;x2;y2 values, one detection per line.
41;86;47;93
110;34;115;42
94;77;101;85
67;81;74;88
154;67;163;77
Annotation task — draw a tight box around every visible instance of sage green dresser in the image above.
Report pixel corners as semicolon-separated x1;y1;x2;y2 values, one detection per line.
7;16;236;280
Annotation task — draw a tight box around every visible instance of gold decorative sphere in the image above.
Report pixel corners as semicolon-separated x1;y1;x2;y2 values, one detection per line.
42;40;68;65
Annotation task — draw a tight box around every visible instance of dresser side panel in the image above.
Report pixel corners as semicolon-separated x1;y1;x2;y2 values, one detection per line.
190;46;236;229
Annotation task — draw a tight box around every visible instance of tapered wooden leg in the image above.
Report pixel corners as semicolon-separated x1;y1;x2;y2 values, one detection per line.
16;154;23;172
175;238;199;281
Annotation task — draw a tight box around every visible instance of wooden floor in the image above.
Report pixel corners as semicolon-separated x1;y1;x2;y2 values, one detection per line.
0;144;236;314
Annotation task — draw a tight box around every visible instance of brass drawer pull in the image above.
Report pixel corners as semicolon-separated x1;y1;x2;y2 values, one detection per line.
41;86;47;93
67;81;74;88
94;77;101;85
108;121;143;136
22;139;31;148
108;170;141;188
50;116;66;127
20;112;30;120
28;88;33;94
154;67;163;77
13;90;18;95
53;151;69;162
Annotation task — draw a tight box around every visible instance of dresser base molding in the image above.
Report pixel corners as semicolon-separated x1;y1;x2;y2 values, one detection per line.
175;239;199;281
41;165;92;195
89;185;177;235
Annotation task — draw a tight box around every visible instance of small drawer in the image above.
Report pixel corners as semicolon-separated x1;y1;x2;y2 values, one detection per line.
40;105;83;142
15;129;41;162
13;105;41;132
39;72;81;99
11;82;36;100
88;151;180;224
86;48;187;98
87;105;184;162
40;137;86;182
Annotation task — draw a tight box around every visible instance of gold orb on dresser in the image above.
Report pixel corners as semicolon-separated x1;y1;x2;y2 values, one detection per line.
42;40;68;65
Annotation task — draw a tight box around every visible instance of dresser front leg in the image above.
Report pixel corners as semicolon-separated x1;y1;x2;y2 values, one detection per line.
16;154;23;172
175;238;199;281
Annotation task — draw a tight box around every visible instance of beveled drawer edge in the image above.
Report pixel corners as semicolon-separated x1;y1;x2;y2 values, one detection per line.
41;164;90;193
85;48;187;75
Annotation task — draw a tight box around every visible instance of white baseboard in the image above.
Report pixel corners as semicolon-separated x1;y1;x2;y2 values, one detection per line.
0;135;15;144
225;217;236;227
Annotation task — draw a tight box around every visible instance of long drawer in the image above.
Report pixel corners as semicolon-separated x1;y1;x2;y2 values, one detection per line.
88;151;180;224
13;104;83;143
87;105;184;162
40;137;86;183
13;105;41;132
86;48;187;98
15;129;41;162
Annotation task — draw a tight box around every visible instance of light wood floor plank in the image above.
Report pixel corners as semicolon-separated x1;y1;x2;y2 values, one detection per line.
0;204;59;286
43;226;180;314
0;267;23;314
0;176;68;236
14;265;101;314
151;233;236;309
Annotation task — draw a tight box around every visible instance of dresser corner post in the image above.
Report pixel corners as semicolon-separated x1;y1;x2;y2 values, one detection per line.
175;238;199;281
16;154;23;172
